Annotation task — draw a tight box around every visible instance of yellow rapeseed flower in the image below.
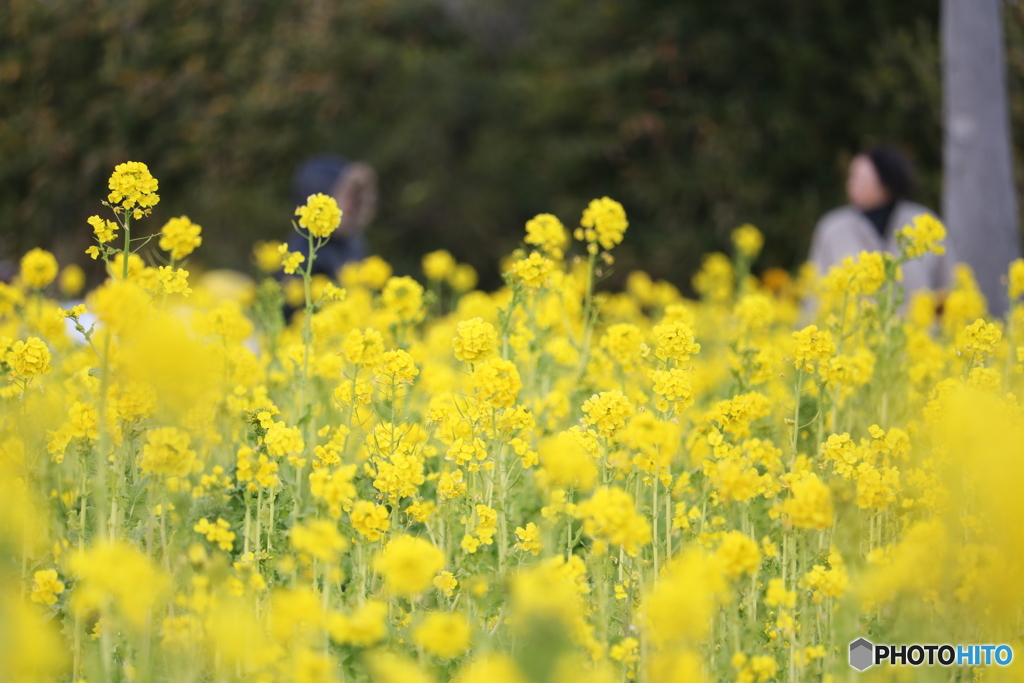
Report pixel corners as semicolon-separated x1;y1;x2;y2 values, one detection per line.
7;337;51;377
87;215;118;244
140;427;196;478
107;161;160;218
576;197;628;253
253;240;284;272
790;325;835;372
194;518;236;552
581;390;633;438
59;264;85;296
381;275;425;323
350;500;391;541
423;249;456;281
373;535;445;597
434;571;458;598
452;317;498;362
1009;258;1024;300
779;472;833;530
30;569;65;606
576;486;651;557
328;600;388;647
471;358;522;408
295;193;342;239
525;213;569;259
731;223;764;258
19;248;58;290
514;522;542;555
159;216;203;260
412;612;471;658
896;213;946;259
290;519;349;563
714;531;762;579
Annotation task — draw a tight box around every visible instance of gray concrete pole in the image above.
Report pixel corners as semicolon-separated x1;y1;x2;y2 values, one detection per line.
942;0;1021;317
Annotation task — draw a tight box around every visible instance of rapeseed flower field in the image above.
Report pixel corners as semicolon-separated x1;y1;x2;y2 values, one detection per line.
2;162;1023;682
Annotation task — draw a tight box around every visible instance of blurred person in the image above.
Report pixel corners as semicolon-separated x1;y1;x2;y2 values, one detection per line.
807;145;953;299
0;260;15;284
279;155;377;319
285;154;378;278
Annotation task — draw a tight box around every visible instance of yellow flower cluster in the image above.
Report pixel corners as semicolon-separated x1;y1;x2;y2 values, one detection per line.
471;357;522;408
799;549;849;604
601;323;645;367
581;390;633;437
732;652;778;683
452;317;498;362
525;213;569;259
194;517;236;551
278;244;305;275
790;324;835;372
88;215;119;243
897;213;947;258
957;318;1001;360
820;251;888;300
779;472;833;530
8;162;1024;683
70;543;168;627
295;192;342;238
290;519;349;562
715;531;762;579
140;427;196;477
576;196;628;253
19;248;58;289
373;535;446;596
514;522;542;555
653;319;701;363
107;160;160;217
350;500;390;541
381;275;425;323
509;251;555;289
1010;258;1024;300
376;349;419;387
412;612;471;658
30;569;65;606
537;431;597;490
422;249;456;280
159;216;203;260
731;223;764;258
329;600;388;646
253;240;284;272
461;503;498;554
6;336;51;377
576;486;652;556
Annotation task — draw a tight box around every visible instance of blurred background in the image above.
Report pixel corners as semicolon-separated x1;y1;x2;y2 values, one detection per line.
3;0;1024;292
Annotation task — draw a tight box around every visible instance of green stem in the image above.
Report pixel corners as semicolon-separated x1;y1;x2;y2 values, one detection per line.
651;478;659;577
122;216;131;280
94;329;113;541
577;251;599;378
791;369;803;464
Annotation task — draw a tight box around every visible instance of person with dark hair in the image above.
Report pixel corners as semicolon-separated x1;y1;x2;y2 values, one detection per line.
285;154;378;280
808;145;953;298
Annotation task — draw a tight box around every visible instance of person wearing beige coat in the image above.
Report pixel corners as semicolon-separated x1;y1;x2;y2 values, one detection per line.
807;147;954;304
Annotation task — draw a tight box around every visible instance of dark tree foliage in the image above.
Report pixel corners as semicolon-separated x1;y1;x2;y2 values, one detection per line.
1;0;1009;291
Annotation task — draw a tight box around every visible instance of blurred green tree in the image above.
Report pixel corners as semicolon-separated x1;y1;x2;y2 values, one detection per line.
2;0;1014;292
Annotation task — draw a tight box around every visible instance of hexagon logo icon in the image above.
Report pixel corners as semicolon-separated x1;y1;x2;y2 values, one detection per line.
849;638;874;671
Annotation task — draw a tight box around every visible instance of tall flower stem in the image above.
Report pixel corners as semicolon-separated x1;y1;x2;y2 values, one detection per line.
577;251;599;379
791;369;804;464
651;478;659;578
295;232;323;524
